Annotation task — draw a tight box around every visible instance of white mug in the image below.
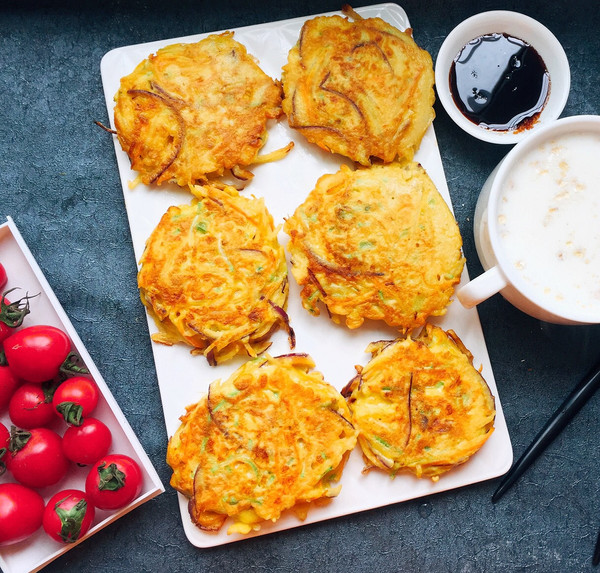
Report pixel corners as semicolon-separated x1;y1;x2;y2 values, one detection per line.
457;115;600;325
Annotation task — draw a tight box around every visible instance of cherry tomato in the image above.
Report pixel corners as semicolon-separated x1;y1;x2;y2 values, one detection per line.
0;291;33;344
0;422;8;447
0;297;14;345
85;454;143;510
53;377;100;425
0;483;45;546
0;422;8;476
5;426;69;488
0;264;6;290
3;325;72;383
62;418;112;465
43;489;95;543
9;382;56;429
0;298;11;345
0;365;21;410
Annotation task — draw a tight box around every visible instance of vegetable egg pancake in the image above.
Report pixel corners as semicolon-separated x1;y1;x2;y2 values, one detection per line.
283;162;465;331
166;353;358;534
114;32;290;187
137;183;292;364
281;5;435;166
342;324;496;480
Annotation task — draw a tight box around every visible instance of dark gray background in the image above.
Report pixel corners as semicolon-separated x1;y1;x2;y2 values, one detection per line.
1;0;600;571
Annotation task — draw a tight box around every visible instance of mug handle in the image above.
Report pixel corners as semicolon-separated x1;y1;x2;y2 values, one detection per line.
457;265;509;308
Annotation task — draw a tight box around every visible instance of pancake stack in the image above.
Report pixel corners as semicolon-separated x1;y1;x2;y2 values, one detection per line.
111;5;496;536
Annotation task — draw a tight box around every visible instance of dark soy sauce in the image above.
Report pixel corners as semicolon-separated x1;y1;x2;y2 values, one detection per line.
449;33;550;132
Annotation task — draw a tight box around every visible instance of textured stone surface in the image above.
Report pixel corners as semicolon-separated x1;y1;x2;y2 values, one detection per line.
1;0;599;571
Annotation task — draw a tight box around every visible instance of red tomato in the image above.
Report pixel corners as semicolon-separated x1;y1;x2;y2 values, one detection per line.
53;377;100;425
62;418;112;465
0;297;13;345
0;291;33;344
43;489;95;543
0;422;8;476
3;325;72;383
0;264;7;290
85;454;143;510
0;483;45;546
0;365;20;410
5;427;69;488
0;422;8;446
9;382;56;429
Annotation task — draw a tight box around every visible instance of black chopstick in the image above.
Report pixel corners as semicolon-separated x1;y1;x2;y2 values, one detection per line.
593;527;600;566
492;356;600;504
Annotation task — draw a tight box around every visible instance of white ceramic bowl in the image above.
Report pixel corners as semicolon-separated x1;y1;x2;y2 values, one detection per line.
435;11;570;144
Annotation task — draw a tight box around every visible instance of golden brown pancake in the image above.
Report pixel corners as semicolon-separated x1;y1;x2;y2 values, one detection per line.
282;5;435;165
137;183;292;364
114;32;291;188
283;161;465;331
166;353;358;534
342;324;496;480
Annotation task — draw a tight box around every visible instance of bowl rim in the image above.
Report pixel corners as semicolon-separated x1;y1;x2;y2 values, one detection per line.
434;10;571;144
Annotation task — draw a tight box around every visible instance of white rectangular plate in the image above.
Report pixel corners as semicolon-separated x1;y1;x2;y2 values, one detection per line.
100;2;513;548
0;217;164;573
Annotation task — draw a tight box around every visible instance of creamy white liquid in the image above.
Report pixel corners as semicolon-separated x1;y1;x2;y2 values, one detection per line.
497;131;600;318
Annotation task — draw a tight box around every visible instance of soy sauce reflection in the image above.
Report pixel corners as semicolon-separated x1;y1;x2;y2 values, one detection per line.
449;33;550;132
